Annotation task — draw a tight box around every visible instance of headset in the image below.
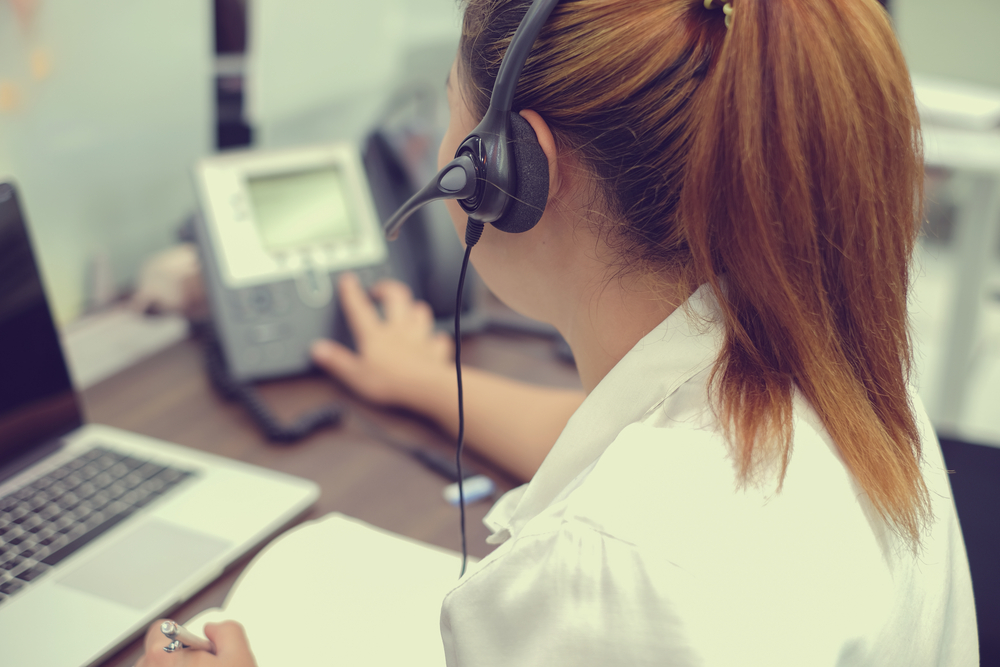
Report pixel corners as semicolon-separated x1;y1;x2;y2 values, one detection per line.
383;0;560;576
384;0;557;246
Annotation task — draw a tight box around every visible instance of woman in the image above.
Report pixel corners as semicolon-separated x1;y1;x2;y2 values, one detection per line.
138;0;977;664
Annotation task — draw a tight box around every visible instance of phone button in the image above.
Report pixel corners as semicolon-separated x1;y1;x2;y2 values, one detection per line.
232;285;292;321
245;287;274;314
295;267;333;309
246;322;290;345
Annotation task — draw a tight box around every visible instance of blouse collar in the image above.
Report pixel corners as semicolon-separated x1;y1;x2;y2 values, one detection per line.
483;282;725;544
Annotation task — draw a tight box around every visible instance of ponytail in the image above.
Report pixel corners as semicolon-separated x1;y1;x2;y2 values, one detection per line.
682;0;929;544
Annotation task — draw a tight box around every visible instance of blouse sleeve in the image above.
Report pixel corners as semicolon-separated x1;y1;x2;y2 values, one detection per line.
439;519;700;667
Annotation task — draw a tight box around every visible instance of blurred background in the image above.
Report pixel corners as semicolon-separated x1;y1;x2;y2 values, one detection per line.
6;0;996;444
1;0;999;656
0;3;998;423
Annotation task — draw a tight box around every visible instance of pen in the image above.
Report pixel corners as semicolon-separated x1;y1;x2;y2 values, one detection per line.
161;620;216;654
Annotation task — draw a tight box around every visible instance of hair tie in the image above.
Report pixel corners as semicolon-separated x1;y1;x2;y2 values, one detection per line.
703;0;733;29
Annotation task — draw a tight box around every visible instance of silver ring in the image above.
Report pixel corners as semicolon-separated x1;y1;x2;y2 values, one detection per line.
163;639;184;653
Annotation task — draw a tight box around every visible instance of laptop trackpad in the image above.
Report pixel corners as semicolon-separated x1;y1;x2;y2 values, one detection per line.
57;519;232;610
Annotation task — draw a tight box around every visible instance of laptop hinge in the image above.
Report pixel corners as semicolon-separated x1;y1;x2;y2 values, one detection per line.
0;437;67;487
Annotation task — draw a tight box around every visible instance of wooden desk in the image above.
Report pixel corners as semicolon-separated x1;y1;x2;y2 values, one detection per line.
84;327;579;667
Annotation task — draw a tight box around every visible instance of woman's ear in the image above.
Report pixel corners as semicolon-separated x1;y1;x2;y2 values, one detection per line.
518;109;560;198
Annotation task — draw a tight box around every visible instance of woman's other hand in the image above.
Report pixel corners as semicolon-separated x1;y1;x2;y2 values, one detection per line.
134;620;256;667
311;273;454;409
313;273;583;481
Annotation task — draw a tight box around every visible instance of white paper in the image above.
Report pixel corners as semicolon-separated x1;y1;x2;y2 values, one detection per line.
187;513;467;666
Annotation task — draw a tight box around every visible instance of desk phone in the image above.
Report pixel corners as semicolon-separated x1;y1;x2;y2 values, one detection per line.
194;143;391;381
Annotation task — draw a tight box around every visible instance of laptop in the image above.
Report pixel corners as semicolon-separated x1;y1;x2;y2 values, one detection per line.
0;180;320;666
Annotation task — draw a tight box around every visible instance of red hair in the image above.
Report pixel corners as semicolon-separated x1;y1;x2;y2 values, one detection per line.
462;0;929;544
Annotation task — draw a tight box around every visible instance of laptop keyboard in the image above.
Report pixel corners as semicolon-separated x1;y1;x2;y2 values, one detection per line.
0;446;193;606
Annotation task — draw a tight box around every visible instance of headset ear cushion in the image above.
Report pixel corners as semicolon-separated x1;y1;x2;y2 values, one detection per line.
492;111;550;234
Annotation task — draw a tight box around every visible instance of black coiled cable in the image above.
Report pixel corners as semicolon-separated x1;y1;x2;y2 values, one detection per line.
203;333;343;443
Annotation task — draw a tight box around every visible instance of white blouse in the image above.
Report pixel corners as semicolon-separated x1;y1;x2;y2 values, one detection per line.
440;285;978;666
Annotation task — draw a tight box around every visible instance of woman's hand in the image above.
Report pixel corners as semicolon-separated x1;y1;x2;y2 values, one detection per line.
134;620;256;667
311;273;454;409
314;273;583;481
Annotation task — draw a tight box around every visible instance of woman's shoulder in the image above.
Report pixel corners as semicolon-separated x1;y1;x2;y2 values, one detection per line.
547;379;909;572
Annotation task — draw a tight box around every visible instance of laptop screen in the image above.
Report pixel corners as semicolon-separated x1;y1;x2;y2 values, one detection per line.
0;181;83;476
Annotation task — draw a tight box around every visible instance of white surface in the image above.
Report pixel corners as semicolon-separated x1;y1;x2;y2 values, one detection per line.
923;125;1000;173
187;513;465;666
916;118;1000;437
914;75;1000;132
62;306;188;390
911;240;1000;447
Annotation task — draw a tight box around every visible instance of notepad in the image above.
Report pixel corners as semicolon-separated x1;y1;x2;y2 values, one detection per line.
186;513;467;666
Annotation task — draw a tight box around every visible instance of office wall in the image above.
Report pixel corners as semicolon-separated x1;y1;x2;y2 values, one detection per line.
0;0;212;325
248;0;460;149
894;0;1000;89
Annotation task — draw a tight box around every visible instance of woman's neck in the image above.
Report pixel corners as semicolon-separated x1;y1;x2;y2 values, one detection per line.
558;269;690;393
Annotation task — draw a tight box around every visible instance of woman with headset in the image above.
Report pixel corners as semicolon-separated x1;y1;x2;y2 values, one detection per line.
138;0;977;664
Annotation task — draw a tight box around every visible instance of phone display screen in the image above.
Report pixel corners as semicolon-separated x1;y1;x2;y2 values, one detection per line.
247;167;355;251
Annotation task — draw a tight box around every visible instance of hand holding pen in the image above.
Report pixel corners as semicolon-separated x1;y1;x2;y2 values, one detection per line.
133;618;257;667
161;620;216;653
